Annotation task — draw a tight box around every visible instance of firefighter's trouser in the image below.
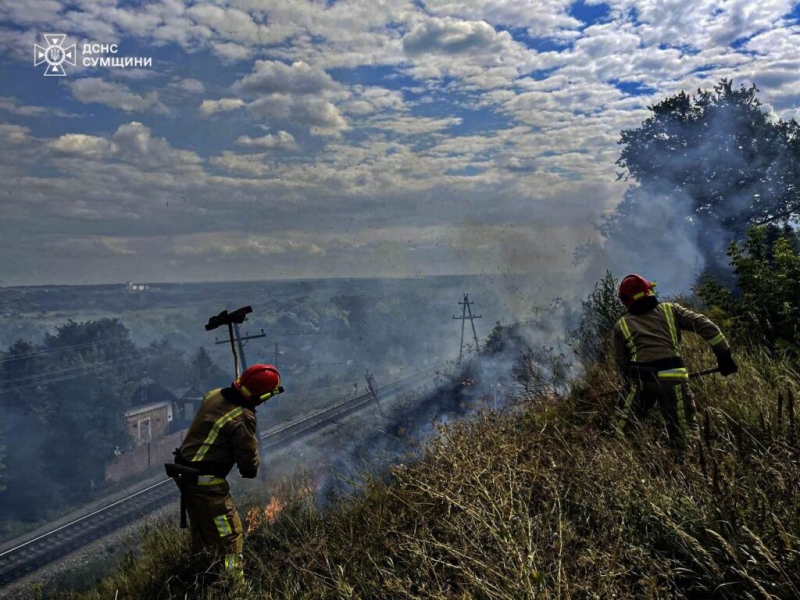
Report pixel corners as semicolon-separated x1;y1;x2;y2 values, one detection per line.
616;377;698;449
184;477;244;582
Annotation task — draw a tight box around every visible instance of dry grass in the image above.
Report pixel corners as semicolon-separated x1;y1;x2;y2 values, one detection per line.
49;341;800;600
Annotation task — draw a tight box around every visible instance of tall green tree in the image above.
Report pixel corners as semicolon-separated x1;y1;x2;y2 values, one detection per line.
696;224;800;352
605;79;800;277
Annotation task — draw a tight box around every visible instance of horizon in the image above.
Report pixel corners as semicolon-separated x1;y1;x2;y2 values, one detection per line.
0;270;538;290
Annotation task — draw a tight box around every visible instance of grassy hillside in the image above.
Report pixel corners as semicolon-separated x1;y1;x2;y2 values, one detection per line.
40;333;800;600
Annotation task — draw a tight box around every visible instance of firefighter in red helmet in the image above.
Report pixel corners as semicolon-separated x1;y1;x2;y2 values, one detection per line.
612;274;737;450
168;364;282;584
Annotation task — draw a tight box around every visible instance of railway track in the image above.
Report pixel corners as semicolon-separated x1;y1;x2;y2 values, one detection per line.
0;364;446;587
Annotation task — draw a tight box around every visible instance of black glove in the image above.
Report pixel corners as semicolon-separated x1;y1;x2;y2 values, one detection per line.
717;350;738;376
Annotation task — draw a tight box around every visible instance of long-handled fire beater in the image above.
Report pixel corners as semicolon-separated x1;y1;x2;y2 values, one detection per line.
588;367;720;400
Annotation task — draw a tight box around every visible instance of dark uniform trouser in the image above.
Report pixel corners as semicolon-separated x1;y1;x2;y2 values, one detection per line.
617;379;698;449
184;478;244;581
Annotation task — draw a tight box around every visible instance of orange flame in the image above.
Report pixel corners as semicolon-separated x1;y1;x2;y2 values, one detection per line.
264;496;284;524
245;482;319;533
245;497;284;532
245;506;263;533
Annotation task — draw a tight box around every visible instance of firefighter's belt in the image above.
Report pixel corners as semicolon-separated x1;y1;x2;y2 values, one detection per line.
165;462;201;529
624;358;686;384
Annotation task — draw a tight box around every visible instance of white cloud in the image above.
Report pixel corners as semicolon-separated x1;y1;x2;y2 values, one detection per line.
175;78;205;94
403;17;514;56
247;95;347;132
199;97;245;115
619;0;795;50
0;96;77;117
233;60;340;96
49;133;115;158
209;151;273;176
45;236;138;256
112;121;203;167
400;17;539;87
364;115;462;135
0;123;30;145
224;59;349;134
235;130;299;151
421;0;582;40
48;122;203;170
173;233;326;257
69;78;168;113
343;86;407;116
210;41;252;62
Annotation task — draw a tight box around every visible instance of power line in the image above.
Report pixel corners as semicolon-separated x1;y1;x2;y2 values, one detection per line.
283;361;352;369
0;353;145;394
0;337;132;364
213;327;267;372
1;351;140;386
257;330;366;336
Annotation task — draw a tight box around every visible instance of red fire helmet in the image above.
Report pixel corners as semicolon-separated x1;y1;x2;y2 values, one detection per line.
233;364;281;405
618;273;656;308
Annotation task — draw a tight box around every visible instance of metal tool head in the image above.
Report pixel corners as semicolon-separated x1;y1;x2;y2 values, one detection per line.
205;305;252;330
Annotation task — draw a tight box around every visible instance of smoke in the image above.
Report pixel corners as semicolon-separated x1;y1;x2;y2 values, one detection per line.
590;85;794;292
582;185;706;298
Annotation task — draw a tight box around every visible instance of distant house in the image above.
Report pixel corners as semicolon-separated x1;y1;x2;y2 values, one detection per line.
126;379;178;445
166;384;206;429
131;378;178;407
125;401;172;445
107;379;191;482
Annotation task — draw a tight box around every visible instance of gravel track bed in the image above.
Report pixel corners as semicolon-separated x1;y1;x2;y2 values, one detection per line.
0;472;169;555
0;504;177;600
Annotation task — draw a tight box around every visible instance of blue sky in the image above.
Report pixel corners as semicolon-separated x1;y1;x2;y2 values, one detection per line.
0;0;799;291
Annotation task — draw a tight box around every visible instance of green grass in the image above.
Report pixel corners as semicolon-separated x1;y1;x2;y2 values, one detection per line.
46;340;800;599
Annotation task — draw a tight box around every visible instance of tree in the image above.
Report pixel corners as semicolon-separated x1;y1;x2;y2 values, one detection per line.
189;347;229;390
45;371;132;501
0;339;45;414
0;319;140;520
604;79;800;278
569;271;626;364
696;225;800;352
140;338;191;388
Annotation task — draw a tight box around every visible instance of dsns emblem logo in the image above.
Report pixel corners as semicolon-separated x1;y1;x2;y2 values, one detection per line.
34;34;76;76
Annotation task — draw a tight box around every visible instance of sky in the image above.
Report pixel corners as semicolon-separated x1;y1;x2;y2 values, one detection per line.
0;0;799;288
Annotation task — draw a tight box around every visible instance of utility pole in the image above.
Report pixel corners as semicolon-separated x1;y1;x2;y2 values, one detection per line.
214;325;267;374
452;294;482;364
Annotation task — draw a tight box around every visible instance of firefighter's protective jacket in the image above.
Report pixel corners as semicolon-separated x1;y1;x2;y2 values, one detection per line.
176;387;259;479
612;302;729;373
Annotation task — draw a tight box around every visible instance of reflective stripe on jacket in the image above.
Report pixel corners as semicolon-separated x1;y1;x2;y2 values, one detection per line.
613;302;729;371
177;388;260;479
